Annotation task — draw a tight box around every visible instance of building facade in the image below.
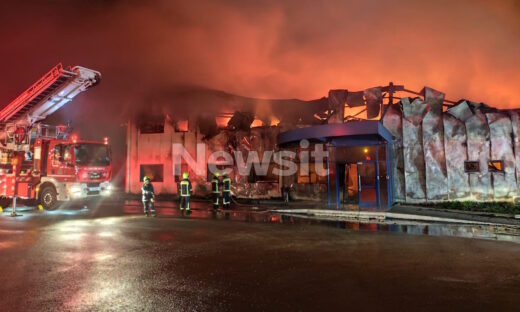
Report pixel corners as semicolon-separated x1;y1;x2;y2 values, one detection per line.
125;85;520;208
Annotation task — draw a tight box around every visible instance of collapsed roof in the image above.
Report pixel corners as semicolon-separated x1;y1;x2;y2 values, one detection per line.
135;86;328;126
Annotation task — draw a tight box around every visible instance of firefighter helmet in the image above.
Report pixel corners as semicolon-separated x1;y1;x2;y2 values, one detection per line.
215;172;220;178
144;176;151;182
183;172;189;179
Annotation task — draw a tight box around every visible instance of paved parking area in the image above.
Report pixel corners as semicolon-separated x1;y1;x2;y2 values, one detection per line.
1;201;520;311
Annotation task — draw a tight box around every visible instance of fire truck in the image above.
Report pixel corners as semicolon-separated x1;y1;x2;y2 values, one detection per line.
0;63;112;210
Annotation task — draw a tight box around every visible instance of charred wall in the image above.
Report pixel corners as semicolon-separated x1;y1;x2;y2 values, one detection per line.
127;115;283;199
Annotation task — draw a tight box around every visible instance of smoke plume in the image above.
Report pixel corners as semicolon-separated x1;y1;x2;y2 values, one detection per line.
0;0;519;183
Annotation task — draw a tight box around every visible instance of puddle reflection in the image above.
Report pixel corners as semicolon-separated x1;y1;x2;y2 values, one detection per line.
155;207;520;244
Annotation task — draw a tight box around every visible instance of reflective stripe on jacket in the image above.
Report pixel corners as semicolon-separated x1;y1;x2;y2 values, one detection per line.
180;179;192;197
223;177;231;192
211;178;220;193
142;183;155;201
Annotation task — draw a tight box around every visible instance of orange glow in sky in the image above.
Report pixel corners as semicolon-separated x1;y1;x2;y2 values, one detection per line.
0;0;519;111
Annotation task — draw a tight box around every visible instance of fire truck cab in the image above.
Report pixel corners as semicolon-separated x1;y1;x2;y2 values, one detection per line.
36;137;112;207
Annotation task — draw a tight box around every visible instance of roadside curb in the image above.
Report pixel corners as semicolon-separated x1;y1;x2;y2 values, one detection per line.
273;209;520;227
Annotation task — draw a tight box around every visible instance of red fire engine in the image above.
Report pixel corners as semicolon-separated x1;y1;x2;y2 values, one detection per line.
0;63;111;210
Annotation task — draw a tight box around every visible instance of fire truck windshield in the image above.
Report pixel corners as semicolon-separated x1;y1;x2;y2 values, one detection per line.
74;144;110;167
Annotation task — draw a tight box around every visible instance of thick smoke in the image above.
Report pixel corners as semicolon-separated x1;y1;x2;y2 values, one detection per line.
0;0;519;108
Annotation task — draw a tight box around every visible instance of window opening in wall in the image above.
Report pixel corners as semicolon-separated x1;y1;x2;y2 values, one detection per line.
138;116;165;134
175;120;189;132
488;160;504;172
140;164;164;182
464;161;480;173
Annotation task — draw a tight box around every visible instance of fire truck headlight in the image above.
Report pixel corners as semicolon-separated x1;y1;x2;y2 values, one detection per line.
70;186;82;197
101;183;112;196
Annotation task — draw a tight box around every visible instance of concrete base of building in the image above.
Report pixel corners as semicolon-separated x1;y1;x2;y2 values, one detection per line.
273;206;520;228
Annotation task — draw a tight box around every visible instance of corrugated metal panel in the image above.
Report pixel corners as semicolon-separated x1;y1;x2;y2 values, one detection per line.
364;87;382;119
446;100;474;122
402;98;427;202
465;109;493;200
443;114;471;199
422;89;448;200
486;113;517;198
510;112;520;192
382;104;405;202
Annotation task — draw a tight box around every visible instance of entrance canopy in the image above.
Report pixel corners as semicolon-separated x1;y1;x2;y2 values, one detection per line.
278;121;394;210
277;120;393;147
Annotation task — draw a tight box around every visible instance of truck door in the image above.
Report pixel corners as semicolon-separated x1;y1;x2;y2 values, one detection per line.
48;143;75;182
40;141;49;175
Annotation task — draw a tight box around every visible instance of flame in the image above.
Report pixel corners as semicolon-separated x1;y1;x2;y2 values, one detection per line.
250;119;263;128
215;115;232;129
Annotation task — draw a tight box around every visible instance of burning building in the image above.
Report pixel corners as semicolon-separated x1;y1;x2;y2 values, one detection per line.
125;88;328;199
125;84;520;209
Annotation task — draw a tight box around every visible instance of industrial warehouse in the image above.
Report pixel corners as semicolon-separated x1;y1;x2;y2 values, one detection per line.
125;84;520;209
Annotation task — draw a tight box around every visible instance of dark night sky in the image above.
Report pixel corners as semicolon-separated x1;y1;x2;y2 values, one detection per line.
0;0;519;182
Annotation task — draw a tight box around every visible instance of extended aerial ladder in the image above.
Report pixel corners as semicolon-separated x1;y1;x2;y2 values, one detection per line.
0;63;101;150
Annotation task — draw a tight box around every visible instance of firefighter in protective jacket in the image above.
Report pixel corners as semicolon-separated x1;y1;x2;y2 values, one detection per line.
142;176;156;217
179;172;192;211
222;173;232;209
211;173;220;210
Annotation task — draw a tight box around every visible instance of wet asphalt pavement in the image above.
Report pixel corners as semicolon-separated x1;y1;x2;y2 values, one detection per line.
1;200;520;311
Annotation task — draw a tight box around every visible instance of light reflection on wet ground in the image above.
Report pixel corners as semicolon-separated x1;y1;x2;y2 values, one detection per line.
3;199;519;244
122;200;520;244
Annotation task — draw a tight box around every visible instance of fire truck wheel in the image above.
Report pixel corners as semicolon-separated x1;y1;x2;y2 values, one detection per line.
40;186;58;210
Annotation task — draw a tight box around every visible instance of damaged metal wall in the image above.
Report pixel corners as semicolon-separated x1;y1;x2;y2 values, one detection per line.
393;94;520;203
443;113;471;199
510;112;520;191
465;109;493;200
401;97;427;202
382;104;405;202
422;88;448;201
486;113;516;198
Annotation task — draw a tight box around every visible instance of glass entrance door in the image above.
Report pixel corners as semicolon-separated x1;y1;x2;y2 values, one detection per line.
378;161;389;209
357;162;377;208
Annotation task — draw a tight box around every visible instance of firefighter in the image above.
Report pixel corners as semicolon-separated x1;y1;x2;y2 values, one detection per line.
211;172;220;210
142;176;156;217
222;173;232;209
179;172;192;212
